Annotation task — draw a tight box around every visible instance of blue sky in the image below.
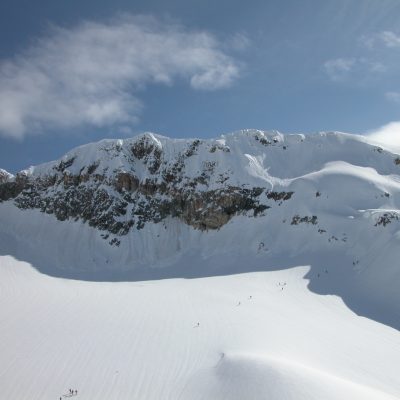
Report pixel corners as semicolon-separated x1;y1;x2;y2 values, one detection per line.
1;0;400;172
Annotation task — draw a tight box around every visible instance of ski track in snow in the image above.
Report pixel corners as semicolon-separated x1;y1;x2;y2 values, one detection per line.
0;257;400;400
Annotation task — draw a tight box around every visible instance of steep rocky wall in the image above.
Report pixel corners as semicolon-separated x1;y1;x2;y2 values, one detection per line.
0;134;297;237
1;168;276;235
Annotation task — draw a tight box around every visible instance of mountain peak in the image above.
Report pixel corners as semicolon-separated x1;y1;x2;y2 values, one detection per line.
0;168;14;183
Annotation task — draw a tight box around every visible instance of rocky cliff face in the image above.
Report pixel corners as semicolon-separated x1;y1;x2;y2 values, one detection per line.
1;129;399;254
0;132;297;241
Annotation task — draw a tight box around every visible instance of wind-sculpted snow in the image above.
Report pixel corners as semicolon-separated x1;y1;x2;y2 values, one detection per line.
183;353;399;400
1;259;399;399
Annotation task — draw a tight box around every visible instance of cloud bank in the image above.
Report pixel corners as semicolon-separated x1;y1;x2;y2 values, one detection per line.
0;15;242;139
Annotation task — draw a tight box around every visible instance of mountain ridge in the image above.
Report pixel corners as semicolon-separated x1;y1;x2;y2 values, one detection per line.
1;129;398;233
1;129;400;330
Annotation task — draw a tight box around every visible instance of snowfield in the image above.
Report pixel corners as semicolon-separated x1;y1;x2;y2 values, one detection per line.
1;256;400;400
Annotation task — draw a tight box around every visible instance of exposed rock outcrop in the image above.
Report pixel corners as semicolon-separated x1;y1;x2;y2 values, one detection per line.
0;133;293;237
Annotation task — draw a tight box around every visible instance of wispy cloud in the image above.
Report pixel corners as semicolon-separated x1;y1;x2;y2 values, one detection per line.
362;31;400;49
324;30;400;84
323;57;386;82
228;33;251;51
358;30;400;106
323;58;356;81
385;91;400;103
379;31;400;48
0;14;242;139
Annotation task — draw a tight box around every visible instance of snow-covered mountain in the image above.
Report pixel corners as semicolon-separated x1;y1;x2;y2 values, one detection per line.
1;129;400;323
1;129;400;399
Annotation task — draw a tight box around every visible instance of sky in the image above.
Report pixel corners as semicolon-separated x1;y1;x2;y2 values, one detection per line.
1;0;400;172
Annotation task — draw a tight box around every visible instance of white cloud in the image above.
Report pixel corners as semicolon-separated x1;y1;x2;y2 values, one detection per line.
361;31;400;49
0;14;241;139
366;121;400;153
324;57;386;82
323;58;356;81
378;31;400;48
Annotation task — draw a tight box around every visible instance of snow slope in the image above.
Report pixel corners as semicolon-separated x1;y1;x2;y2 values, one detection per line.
1;256;400;400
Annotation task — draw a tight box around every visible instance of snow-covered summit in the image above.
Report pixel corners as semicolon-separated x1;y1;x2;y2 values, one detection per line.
24;129;396;182
0;168;14;183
